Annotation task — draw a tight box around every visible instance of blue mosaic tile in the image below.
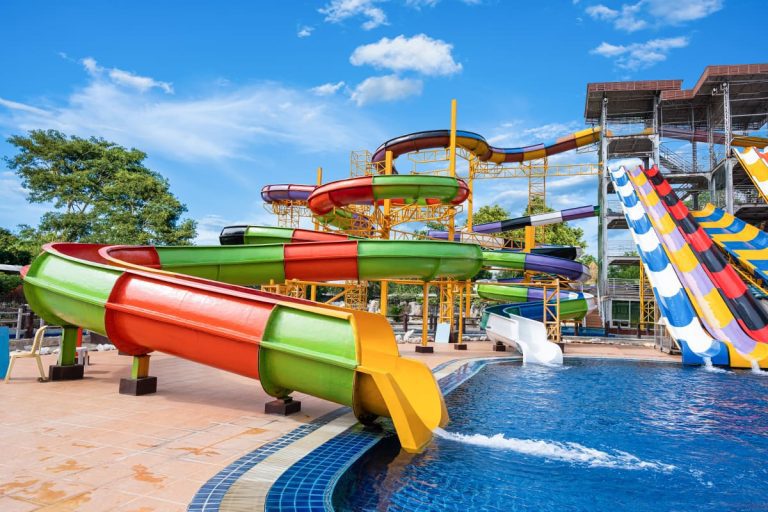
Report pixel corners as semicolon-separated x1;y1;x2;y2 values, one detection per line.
264;357;519;512
188;357;520;512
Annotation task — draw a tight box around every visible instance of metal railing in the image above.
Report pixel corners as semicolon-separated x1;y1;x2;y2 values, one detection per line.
607;240;638;257
606;278;640;298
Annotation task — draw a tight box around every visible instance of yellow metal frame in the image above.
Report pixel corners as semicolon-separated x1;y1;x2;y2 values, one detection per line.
638;263;656;334
262;279;369;310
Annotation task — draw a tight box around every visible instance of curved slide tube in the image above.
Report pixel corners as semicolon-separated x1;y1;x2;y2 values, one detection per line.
427;205;598;239
20;242;478;452
691;204;768;290
476;250;595;365
627;166;768;364
372;127;603;165
643;166;768;343
734;147;768;205
609;167;723;363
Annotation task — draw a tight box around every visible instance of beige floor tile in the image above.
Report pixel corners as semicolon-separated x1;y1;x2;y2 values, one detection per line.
0;495;39;512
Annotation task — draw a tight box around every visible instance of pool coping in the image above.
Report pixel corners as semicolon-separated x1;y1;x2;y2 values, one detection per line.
187;355;680;511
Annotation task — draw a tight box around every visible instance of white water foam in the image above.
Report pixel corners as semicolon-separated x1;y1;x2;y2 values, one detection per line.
703;357;727;373
433;428;675;472
750;360;767;375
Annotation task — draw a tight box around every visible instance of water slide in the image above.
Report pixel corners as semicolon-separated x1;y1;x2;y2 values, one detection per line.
23;240;508;452
476;249;594;365
609;167;725;365
734;147;768;204
691;204;768;291
627;166;768;367
372;127;603;165
427;205;598;240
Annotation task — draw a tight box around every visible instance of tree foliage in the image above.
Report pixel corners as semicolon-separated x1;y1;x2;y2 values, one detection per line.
5;130;196;252
0;228;33;265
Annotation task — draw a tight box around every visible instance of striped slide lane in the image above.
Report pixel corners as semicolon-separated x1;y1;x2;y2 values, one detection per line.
610;167;721;357
734;147;768;205
627;166;768;361
691;204;768;288
470;205;598;234
643;166;768;342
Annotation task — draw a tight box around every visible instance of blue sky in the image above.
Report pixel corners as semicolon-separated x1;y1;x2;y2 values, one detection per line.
1;0;765;254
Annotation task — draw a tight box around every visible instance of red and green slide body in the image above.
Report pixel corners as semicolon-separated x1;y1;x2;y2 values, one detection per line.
12;223;582;446
20;241;481;452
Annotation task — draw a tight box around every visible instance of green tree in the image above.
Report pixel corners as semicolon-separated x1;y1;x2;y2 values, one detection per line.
469;204;512;237
608;263;640;279
5;130;196;252
0;228;33;265
0;274;22;295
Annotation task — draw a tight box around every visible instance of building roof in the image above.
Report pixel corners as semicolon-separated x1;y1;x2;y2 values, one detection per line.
585;64;768;130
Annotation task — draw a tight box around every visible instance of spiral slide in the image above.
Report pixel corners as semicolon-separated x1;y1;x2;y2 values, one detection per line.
734;147;768;205
475;246;595;365
691;204;768;290
627;166;768;367
609;167;725;365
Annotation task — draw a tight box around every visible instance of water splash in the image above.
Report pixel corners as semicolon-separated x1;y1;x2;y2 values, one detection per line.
703;357;727;373
750;360;767;375
433;428;675;472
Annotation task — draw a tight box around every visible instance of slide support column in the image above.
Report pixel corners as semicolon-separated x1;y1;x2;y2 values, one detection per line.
120;354;157;395
416;282;433;353
49;326;84;381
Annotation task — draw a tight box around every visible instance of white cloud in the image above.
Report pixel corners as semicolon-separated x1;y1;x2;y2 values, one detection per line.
487;121;582;147
311;81;346;96
405;0;440;8
81;57;174;94
590;37;689;70
0;66;380;168
586;0;721;31
350;34;462;76
585;3;645;32
319;0;387;30
647;0;722;23
298;25;314;37
350;75;422;106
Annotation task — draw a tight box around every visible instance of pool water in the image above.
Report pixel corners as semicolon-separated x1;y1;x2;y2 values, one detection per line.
333;359;768;511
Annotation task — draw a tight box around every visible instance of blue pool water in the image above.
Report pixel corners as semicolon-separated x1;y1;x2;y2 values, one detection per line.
333;359;768;511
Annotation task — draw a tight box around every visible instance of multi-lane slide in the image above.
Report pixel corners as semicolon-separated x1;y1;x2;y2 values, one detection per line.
609;167;725;365
691;204;768;291
22;241;492;452
734;147;768;205
627;166;768;367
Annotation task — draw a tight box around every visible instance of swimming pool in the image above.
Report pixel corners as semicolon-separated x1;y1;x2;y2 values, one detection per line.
333;359;768;511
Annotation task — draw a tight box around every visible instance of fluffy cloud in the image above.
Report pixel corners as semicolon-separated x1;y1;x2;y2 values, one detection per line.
586;0;721;31
350;75;423;106
311;81;346;96
297;25;314;37
319;0;387;30
0;64;379;166
350;34;462;76
590;37;689;70
82;57;174;94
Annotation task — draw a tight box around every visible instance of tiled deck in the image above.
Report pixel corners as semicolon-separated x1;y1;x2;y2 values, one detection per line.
0;343;678;511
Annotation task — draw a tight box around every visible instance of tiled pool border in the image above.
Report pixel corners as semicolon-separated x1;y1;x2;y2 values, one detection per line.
189;355;679;511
